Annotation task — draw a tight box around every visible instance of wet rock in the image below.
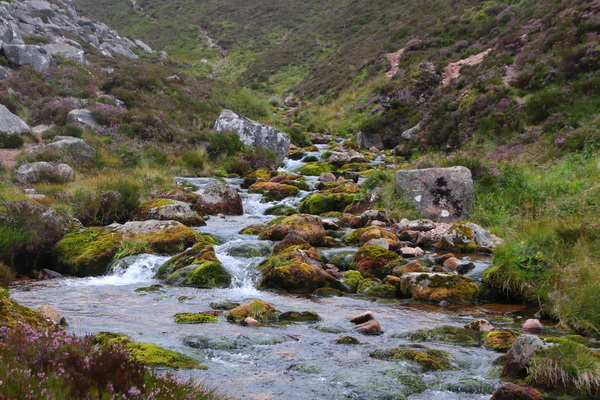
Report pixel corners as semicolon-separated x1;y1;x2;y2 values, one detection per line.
442;256;461;270
260;214;326;245
224;241;271;258
351;245;399;279
436;221;495;253
354;319;383;335
522;318;545;332
248;181;299;201
38;269;62;280
183;334;237;350
370;345;457;371
194;181;243;215
344;226;402;249
464;319;494;333
397;325;482;345
365;237;390;249
299;191;357;215
241;317;260;327
320;219;339;230
350;311;375;324
309;133;329;144
210;302;241;310
318;172;337;183
395;166;474;222
341;270;364;293
315;324;347;334
312;287;343;297
483;329;521;352
0;103;30;135
135;198;205;226
225;300;281;323
337;336;360;344
399;272;479;304
213;109;290;167
391;261;429;276
263;204;296;216
279;311;320;322
490;383;543;400
502;334;545;378
37;304;66;325
15;162;75;185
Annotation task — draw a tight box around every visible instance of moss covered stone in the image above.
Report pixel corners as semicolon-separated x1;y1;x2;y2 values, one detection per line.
264;204;297;216
52;227;123;277
225;300;281;322
370;345;457;371
343;227;401;249
361;282;397;298
483;329;522;352
135;198;205;226
351;245;399;279
400;272;479;304
156;240;219;278
183;261;232;288
312;287;344;297
337;336;360;344
295;162;334;176
259;214;326;245
402;325;483;344
299;192;356;215
239;224;268;235
174;313;220;324
0;288;55;330
248;181;300;201
93;332;204;369
341;270;364;293
279;311;321;322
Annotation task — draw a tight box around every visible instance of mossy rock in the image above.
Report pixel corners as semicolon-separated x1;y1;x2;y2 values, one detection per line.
52;227;123;277
299;192;356;215
340;163;373;172
295;161;334;176
351;245;399;279
156;241;219;278
337;336;360;344
259;214;326;245
248;181;300;201
400;272;479;304
361;282;397;298
483;329;522;352
134;285;164;295
279;311;321;322
133;224;200;254
326;250;356;270
135;198;205;226
400;325;483;345
174;313;220;324
312;287;344;297
182;261;232;288
239;224;268;235
370;345;457;371
0;288;55;330
92;332;204;369
343;226;400;248
210;301;241;310
225;300;281;322
264;204;297;216
341;270;364;293
224;241;272;258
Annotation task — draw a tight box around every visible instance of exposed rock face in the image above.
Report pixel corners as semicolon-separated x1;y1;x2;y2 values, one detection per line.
66;109;99;129
15;161;74;184
0;0;154;72
213;109;290;167
37;304;66;325
29;136;96;164
194;181;243;215
0;104;30;135
396;166;474;222
502;334;545;378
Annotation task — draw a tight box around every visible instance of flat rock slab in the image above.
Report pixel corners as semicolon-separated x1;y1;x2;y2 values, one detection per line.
396;166;473;222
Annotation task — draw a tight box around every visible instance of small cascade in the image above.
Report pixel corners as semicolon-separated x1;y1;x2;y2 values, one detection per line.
66;254;171;286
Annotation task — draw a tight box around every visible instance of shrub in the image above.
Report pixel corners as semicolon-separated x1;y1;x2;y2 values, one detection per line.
71;180;142;225
0;262;15;287
206;132;244;157
0;132;24;149
182;149;207;175
31;98;78;125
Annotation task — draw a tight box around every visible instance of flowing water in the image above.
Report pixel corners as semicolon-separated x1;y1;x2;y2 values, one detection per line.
10;145;539;400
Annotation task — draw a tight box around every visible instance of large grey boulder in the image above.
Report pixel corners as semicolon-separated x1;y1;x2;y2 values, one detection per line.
0;23;24;44
213;109;290;167
194;181;243;215
356;131;383;150
396;166;474;222
31;136;96;164
99;38;139;59
1;44;52;73
0;66;10;80
502;335;545;378
66;109;98;129
15;161;74;184
0;104;30;135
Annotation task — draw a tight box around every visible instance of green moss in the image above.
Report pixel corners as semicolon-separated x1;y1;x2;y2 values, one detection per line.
405;325;482;344
337;336;360;344
137;224;200;254
296;162;334;176
134;285;164;295
239;225;268;235
341;270;364;293
279;311;321;322
136;198;175;214
264;204;297;216
225;300;281;322
370;345;456;371
249;182;300;200
156;241;219;278
183;261;232;288
93;332;204;369
174;313;220;324
299;192;356;215
351;245;399;279
0;288;55;330
483;329;521;352
362;283;397;298
312;287;343;297
404;273;480;304
52;227;123;277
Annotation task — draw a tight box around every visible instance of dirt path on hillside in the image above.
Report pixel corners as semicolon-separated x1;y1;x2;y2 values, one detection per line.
385;48;405;80
441;48;492;87
0;141;38;169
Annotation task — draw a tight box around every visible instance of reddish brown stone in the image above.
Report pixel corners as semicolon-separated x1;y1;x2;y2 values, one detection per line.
353;319;383;335
490;383;543;400
350;311;375;324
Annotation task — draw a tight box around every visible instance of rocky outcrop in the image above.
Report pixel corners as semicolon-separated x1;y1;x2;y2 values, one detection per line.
399;272;479;304
396;166;474;222
0;0;154;72
213;109;290;167
0;104;30;135
194;181;243;215
66;109;99;129
15;161;74;184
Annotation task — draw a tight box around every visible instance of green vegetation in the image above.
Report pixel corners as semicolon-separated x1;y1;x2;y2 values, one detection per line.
174;313;220;324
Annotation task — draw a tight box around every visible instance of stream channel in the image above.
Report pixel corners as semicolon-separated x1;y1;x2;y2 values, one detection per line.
11;143;543;400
